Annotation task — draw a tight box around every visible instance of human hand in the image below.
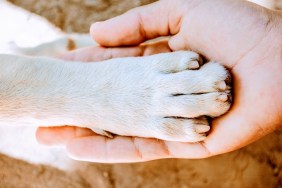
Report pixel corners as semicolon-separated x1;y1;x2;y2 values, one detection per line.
36;0;282;162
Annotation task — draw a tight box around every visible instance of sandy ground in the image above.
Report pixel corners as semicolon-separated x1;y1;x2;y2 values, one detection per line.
1;130;281;188
0;0;282;187
7;0;157;33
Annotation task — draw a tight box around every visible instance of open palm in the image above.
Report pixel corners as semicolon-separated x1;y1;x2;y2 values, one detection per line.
37;0;282;162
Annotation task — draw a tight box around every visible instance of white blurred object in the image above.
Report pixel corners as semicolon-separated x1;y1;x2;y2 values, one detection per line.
0;126;78;170
0;0;63;47
249;0;275;8
0;1;88;170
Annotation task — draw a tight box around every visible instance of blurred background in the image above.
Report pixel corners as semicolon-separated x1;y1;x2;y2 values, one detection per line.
0;0;281;187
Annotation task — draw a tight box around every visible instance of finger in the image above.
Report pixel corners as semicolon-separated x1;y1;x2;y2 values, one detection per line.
36;126;209;162
66;136;171;163
36;127;210;162
66;135;211;163
59;39;171;62
36;126;96;146
186;56;282;156
194;66;281;155
90;0;185;46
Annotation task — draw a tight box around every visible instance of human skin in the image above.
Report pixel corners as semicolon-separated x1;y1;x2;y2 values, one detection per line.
36;0;282;162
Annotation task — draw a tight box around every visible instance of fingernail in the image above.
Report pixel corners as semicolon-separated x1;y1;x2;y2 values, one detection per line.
218;81;227;90
189;61;200;69
218;94;228;102
195;125;210;133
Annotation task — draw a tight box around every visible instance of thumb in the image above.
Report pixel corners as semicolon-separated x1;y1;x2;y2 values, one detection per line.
90;0;184;47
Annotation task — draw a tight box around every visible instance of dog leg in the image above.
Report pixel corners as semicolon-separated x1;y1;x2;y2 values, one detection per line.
0;51;231;142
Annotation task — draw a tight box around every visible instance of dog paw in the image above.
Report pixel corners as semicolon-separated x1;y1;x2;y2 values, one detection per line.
85;51;231;142
144;52;231;141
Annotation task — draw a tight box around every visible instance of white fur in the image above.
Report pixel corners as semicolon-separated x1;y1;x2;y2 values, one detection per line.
0;51;231;142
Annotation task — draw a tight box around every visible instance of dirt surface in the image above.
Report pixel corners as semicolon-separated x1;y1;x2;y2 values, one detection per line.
1;130;281;188
1;0;282;187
